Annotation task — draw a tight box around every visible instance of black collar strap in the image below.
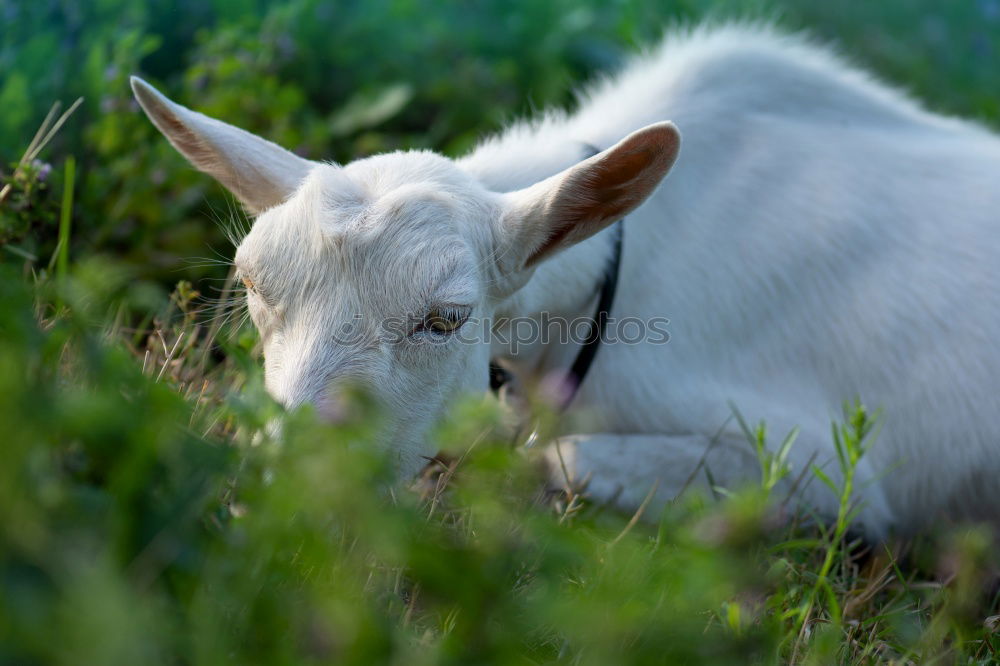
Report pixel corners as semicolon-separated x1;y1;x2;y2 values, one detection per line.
490;143;625;411
558;218;623;409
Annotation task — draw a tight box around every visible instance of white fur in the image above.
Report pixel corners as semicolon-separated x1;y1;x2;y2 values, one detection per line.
133;24;1000;536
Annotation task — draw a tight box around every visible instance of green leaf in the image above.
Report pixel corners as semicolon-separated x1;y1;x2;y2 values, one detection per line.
811;464;839;496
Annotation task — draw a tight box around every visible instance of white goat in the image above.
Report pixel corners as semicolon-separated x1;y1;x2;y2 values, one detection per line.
132;24;1000;536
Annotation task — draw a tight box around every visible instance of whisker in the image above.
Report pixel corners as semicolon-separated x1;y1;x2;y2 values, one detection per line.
203;194;253;249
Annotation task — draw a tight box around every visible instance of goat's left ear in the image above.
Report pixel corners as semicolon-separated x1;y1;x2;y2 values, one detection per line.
130;76;315;214
499;122;680;270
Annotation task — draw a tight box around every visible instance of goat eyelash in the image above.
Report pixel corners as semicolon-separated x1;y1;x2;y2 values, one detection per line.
236;269;261;297
236;269;277;310
411;305;471;337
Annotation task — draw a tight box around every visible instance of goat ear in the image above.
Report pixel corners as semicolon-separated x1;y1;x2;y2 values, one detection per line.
130;76;314;214
500;122;680;269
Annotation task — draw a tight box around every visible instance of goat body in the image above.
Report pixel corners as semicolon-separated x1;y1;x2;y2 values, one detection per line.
134;25;1000;536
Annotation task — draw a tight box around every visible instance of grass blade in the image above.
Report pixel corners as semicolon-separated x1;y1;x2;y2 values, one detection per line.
57;155;75;283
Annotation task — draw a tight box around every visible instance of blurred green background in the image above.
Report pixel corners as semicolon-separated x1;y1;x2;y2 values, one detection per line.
3;0;999;298
2;2;1000;664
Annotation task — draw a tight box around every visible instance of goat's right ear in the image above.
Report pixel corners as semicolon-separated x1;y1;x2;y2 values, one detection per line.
130;76;314;214
497;122;680;272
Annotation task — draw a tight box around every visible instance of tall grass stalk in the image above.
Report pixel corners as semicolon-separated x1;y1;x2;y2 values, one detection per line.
796;404;877;645
56;155;75;284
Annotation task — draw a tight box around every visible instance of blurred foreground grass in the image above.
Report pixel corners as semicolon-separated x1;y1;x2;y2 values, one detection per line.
2;1;1000;664
1;259;998;664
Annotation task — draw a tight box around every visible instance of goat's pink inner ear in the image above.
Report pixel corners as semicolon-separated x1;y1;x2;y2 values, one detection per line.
508;121;681;269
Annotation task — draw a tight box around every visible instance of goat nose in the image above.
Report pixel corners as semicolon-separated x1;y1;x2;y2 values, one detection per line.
277;390;342;420
315;389;356;425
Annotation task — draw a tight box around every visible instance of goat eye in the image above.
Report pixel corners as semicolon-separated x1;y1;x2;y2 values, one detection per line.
241;276;255;291
420;307;469;336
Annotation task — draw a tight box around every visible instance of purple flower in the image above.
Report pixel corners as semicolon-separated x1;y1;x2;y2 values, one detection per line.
31;159;52;182
539;370;577;410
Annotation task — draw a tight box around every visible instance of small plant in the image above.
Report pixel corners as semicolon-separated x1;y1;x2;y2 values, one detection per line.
732;402;800;496
0;99;81;262
799;403;879;626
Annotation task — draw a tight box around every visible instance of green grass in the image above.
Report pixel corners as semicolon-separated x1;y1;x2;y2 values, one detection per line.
1;259;997;664
55;155;74;284
2;2;1000;664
